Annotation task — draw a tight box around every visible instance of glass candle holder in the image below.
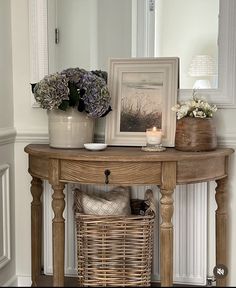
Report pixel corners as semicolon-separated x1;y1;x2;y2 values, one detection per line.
146;127;162;147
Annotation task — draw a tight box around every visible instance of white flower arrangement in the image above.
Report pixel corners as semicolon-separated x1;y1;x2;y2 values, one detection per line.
171;90;217;120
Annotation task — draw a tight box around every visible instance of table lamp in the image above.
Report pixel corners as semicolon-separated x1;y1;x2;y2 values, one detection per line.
189;55;217;89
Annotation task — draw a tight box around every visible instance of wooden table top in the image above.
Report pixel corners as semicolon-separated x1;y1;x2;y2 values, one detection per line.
24;144;234;162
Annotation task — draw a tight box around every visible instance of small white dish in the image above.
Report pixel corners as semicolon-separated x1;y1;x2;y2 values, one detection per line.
84;143;107;151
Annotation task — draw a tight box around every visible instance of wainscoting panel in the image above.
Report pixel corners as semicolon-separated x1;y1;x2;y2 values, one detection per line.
43;182;207;285
0;164;11;269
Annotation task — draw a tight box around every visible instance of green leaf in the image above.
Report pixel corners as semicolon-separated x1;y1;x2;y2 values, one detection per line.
68;82;80;106
58;100;69;111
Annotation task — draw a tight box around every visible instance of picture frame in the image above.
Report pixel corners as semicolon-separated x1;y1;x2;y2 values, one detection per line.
105;57;179;147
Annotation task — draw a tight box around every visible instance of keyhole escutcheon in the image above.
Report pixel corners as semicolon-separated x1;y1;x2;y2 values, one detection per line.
104;169;111;184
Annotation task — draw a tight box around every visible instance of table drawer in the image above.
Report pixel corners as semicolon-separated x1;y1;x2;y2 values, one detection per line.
60;160;161;185
177;157;226;184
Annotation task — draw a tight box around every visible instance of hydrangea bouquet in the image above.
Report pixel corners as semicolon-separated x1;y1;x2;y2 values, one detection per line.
171;90;217;120
33;67;111;118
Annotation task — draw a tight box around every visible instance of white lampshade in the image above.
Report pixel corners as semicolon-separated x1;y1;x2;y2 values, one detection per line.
189;55;217;77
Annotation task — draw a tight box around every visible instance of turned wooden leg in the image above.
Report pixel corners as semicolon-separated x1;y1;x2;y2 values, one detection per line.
51;183;65;287
49;159;66;287
160;162;176;287
215;177;228;287
30;176;43;287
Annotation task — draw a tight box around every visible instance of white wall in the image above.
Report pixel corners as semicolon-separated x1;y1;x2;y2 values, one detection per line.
0;0;16;286
3;0;236;286
0;0;14;128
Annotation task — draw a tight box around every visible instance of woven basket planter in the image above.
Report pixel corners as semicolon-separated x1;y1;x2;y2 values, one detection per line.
75;191;155;287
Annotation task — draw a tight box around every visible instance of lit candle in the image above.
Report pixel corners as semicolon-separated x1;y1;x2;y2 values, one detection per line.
146;127;162;146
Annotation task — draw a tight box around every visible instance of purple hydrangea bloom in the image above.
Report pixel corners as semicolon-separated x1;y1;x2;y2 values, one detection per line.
33;67;111;118
34;73;69;110
79;72;111;118
59;68;111;117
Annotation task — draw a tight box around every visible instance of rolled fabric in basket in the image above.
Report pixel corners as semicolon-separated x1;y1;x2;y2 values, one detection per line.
73;186;131;216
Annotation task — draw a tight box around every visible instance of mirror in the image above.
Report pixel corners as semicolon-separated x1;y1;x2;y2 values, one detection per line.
47;0;133;73
47;0;219;90
29;0;236;108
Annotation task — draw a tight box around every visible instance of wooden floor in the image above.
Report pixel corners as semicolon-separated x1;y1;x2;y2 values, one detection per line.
36;275;204;287
36;275;78;287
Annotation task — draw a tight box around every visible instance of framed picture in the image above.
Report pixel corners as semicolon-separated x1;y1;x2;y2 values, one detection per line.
105;57;179;147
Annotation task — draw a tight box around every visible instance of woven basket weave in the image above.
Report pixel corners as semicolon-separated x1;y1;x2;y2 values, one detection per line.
75;189;155;287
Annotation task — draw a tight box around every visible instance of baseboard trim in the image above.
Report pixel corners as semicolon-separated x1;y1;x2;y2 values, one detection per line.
2;275;32;287
2;275;17;287
16;275;31;287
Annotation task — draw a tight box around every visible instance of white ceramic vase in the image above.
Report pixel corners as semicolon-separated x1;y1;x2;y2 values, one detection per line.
47;107;94;148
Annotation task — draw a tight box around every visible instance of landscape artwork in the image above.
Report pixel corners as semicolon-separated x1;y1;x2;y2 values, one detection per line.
120;72;163;132
105;58;179;146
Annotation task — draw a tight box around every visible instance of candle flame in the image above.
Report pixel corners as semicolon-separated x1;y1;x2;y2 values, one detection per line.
152;126;157;131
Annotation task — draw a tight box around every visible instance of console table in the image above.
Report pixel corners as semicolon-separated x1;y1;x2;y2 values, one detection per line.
24;144;234;287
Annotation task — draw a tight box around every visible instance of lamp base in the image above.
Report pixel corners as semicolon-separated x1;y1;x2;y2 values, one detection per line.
193;79;211;89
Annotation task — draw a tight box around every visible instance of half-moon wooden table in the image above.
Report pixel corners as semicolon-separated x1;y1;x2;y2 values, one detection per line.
24;144;234;287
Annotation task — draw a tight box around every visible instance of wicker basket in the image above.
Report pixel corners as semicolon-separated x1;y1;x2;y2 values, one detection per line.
75;189;155;287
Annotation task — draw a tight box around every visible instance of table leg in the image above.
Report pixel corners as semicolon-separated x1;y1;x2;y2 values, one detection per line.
51;183;65;287
30;176;43;286
160;162;176;287
215;177;228;286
